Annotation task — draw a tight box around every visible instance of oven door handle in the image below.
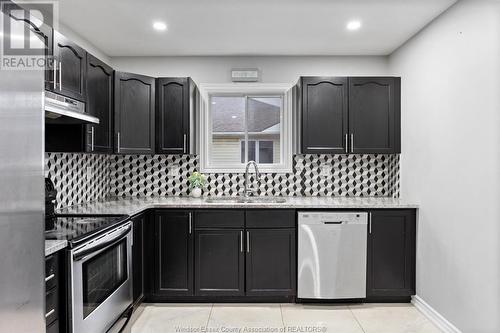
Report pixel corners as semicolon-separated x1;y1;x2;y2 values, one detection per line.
73;224;131;261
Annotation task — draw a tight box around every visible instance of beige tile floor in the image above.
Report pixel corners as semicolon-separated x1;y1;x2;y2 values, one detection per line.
131;303;442;333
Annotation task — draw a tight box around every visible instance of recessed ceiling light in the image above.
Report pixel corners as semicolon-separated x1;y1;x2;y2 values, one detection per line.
346;20;362;31
153;21;167;31
231;116;237;119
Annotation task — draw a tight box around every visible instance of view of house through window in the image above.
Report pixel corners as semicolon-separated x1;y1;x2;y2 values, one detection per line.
210;95;282;167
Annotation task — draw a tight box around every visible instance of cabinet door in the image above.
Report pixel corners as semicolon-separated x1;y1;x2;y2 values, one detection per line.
367;210;415;300
3;2;54;90
349;77;401;154
115;72;155;154
301;77;348;154
156;78;190;154
154;211;193;296
132;213;145;304
53;31;86;101
246;229;296;297
86;54;113;153
195;229;245;296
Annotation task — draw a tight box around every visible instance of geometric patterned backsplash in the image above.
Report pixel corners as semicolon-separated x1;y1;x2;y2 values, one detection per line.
45;153;110;209
46;153;399;209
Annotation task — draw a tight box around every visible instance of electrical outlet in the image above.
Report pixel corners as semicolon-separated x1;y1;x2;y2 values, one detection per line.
169;165;180;176
86;167;92;181
320;165;331;177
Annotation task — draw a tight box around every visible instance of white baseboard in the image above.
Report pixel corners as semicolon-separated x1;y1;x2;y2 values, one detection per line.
412;295;461;333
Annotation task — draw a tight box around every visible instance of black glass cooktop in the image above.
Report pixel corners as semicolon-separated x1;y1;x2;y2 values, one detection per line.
45;215;129;247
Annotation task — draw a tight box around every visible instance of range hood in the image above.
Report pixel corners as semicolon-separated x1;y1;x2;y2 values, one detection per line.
45;91;99;124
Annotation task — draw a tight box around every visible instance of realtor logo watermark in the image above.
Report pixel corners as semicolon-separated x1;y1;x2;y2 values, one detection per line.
0;0;58;70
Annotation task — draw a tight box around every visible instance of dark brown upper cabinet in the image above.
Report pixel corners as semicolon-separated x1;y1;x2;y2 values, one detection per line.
53;31;86;101
85;54;113;153
299;76;401;154
156;78;197;154
367;209;415;301
300;77;349;154
114;72;155;154
349;77;401;154
2;2;54;90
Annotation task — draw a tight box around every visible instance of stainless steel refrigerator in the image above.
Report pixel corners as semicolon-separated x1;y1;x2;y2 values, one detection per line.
0;9;45;333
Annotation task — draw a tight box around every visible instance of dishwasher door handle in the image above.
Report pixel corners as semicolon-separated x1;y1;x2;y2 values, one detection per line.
323;221;344;224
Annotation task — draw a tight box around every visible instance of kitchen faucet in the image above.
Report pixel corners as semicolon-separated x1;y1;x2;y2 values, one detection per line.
243;161;260;197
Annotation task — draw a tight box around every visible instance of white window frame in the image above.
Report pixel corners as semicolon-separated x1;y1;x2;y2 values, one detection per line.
199;83;293;173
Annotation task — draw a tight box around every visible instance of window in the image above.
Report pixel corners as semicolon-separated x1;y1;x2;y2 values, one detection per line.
199;84;293;173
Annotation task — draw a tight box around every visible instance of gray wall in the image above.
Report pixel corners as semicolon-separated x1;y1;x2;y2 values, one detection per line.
389;1;500;331
111;55;388;83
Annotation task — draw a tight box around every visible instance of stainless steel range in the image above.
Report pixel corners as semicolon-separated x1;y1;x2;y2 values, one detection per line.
46;213;133;333
69;221;132;333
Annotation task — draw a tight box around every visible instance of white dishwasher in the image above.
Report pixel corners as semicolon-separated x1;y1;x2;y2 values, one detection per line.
297;212;368;300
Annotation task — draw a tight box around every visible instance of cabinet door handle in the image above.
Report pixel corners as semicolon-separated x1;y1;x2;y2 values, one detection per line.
53;59;57;90
345;134;348;153
183;134;187;154
45;273;55;282
369;212;372;234
117;132;121;153
91;126;94;152
240;231;243;252
246;231;250;253
350;133;354;153
45;309;55;318
188;212;192;234
58;61;62;91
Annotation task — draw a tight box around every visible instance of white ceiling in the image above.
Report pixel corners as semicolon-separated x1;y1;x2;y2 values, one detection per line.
57;0;457;57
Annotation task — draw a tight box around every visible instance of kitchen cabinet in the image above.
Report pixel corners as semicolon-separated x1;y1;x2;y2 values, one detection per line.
349;77;401;154
45;252;62;332
3;2;54;90
194;228;245;297
194;210;245;296
300;77;349;154
53;31;87;101
299;76;401;154
132;213;146;305
153;211;194;297
114;72;155;154
366;209;415;301
245;228;296;297
85;54;114;153
156;78;197;154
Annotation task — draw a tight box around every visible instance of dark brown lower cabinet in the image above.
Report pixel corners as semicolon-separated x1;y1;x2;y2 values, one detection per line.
366;209;416;301
132;213;146;305
153;211;194;297
194;229;245;296
245;228;296;297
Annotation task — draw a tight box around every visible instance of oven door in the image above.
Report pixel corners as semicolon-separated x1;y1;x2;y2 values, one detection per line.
70;223;133;333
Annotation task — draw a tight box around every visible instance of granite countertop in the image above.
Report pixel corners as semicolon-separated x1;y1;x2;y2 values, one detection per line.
45;239;68;256
57;196;418;216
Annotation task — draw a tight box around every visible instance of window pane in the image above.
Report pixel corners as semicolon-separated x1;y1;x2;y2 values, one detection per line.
258;141;274;164
247;97;281;164
211;96;246;165
240;141;256;163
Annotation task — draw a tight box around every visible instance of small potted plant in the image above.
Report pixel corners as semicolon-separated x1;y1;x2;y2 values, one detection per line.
188;171;207;198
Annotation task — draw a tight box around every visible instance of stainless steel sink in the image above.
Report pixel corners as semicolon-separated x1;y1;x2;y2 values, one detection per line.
204;196;287;204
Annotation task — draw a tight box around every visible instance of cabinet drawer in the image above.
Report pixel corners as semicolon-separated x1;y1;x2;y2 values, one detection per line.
246;210;295;228
45;287;58;326
195;210;244;229
46;320;59;333
45;254;58;290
